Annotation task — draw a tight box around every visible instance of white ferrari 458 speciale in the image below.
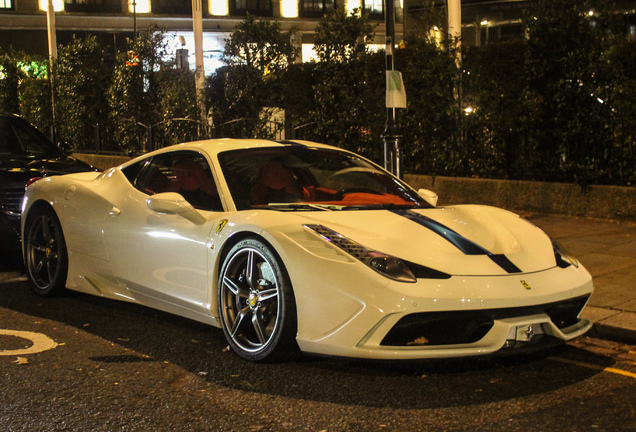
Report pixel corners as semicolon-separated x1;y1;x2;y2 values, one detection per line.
21;139;593;361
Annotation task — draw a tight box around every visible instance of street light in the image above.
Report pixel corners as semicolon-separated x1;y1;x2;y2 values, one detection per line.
46;0;57;143
132;1;137;42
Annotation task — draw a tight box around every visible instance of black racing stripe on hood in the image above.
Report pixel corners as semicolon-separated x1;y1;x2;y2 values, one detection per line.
489;254;522;274
391;209;522;274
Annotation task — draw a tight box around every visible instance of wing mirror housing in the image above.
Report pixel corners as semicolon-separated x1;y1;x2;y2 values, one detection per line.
58;142;74;156
147;192;206;224
418;189;438;207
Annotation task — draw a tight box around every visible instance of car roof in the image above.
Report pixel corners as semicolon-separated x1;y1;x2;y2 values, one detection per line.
120;138;344;168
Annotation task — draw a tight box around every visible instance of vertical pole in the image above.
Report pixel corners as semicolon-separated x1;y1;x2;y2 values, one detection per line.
447;0;461;65
133;1;137;42
382;0;401;178
192;0;206;138
447;0;462;149
46;0;57;144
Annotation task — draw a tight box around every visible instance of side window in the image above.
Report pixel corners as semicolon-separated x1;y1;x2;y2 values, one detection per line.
135;156;177;195
13;121;57;157
121;159;149;185
0;119;19;154
135;151;223;212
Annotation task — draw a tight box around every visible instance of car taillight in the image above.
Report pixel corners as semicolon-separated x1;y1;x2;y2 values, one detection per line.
25;177;43;188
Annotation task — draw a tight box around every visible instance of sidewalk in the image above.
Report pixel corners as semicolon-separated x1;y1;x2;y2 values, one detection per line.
527;213;636;344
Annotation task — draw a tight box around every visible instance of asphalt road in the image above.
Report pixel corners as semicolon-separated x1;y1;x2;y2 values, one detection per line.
1;259;635;431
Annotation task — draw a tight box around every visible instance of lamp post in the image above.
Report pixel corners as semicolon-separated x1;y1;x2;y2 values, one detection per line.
192;0;206;137
46;0;57;144
131;1;137;42
382;0;404;178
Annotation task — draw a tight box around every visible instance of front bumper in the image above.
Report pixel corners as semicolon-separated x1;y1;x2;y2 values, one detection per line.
289;255;594;360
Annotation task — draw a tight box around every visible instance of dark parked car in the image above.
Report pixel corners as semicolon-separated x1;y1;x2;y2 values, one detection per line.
0;114;97;254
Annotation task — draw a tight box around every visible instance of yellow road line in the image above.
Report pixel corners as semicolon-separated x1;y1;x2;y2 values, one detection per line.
551;356;636;379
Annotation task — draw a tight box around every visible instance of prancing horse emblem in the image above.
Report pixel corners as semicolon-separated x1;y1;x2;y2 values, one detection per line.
216;219;228;234
520;280;531;290
525;325;535;342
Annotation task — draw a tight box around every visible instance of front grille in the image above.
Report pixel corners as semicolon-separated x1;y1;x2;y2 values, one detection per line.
381;312;494;346
380;295;590;347
545;296;590;329
0;186;25;216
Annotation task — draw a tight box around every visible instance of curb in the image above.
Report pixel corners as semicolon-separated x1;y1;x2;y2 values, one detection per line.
582;307;636;345
588;322;636;346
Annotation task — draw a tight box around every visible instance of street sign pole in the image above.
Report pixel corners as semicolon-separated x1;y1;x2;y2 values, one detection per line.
382;0;403;178
46;0;57;144
192;0;206;137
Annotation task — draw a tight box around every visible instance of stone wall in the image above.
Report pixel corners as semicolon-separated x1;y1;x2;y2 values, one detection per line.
73;153;131;172
405;174;636;221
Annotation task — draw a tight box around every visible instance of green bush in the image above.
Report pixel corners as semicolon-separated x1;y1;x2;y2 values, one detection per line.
0;1;634;185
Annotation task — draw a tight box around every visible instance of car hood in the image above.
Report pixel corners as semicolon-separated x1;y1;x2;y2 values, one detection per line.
291;205;556;276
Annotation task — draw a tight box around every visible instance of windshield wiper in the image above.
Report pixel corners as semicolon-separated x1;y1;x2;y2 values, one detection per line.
258;203;424;212
341;203;423;210
261;203;344;211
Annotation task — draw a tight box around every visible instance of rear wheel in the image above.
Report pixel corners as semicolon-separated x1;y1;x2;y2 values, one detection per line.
24;206;68;296
218;237;297;362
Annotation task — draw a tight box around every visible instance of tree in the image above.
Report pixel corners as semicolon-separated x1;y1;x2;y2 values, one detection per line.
606;38;636;184
55;35;111;150
462;41;532;178
206;65;271;138
222;13;297;76
0;47;22;115
397;10;460;175
15;54;51;135
211;15;298;139
154;67;199;148
107;30;175;153
313;7;374;63
523;0;619;183
303;7;384;159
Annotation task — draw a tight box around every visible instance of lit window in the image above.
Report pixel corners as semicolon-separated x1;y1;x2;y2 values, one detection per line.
232;0;272;13
39;0;64;11
365;0;382;14
347;0;383;15
210;0;228;15
299;0;334;16
0;0;13;9
129;0;150;13
346;0;361;14
280;0;297;18
302;44;318;62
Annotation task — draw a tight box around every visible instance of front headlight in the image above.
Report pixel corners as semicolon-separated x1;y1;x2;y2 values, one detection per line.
304;224;450;282
553;240;579;269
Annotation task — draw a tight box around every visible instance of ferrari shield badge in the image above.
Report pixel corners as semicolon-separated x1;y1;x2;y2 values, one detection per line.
216;219;228;235
520;280;531;290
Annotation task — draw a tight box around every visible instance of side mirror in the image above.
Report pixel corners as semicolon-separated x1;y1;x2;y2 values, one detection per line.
147;192;206;224
418;189;438;207
58;142;74;156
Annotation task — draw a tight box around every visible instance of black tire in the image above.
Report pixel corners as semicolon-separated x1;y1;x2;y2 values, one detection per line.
218;237;298;362
24;205;68;296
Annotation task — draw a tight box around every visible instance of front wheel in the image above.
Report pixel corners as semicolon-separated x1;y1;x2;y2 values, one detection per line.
218;238;297;362
24;205;68;296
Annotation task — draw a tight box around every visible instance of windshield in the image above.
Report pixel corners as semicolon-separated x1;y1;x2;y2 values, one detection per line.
218;146;430;211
